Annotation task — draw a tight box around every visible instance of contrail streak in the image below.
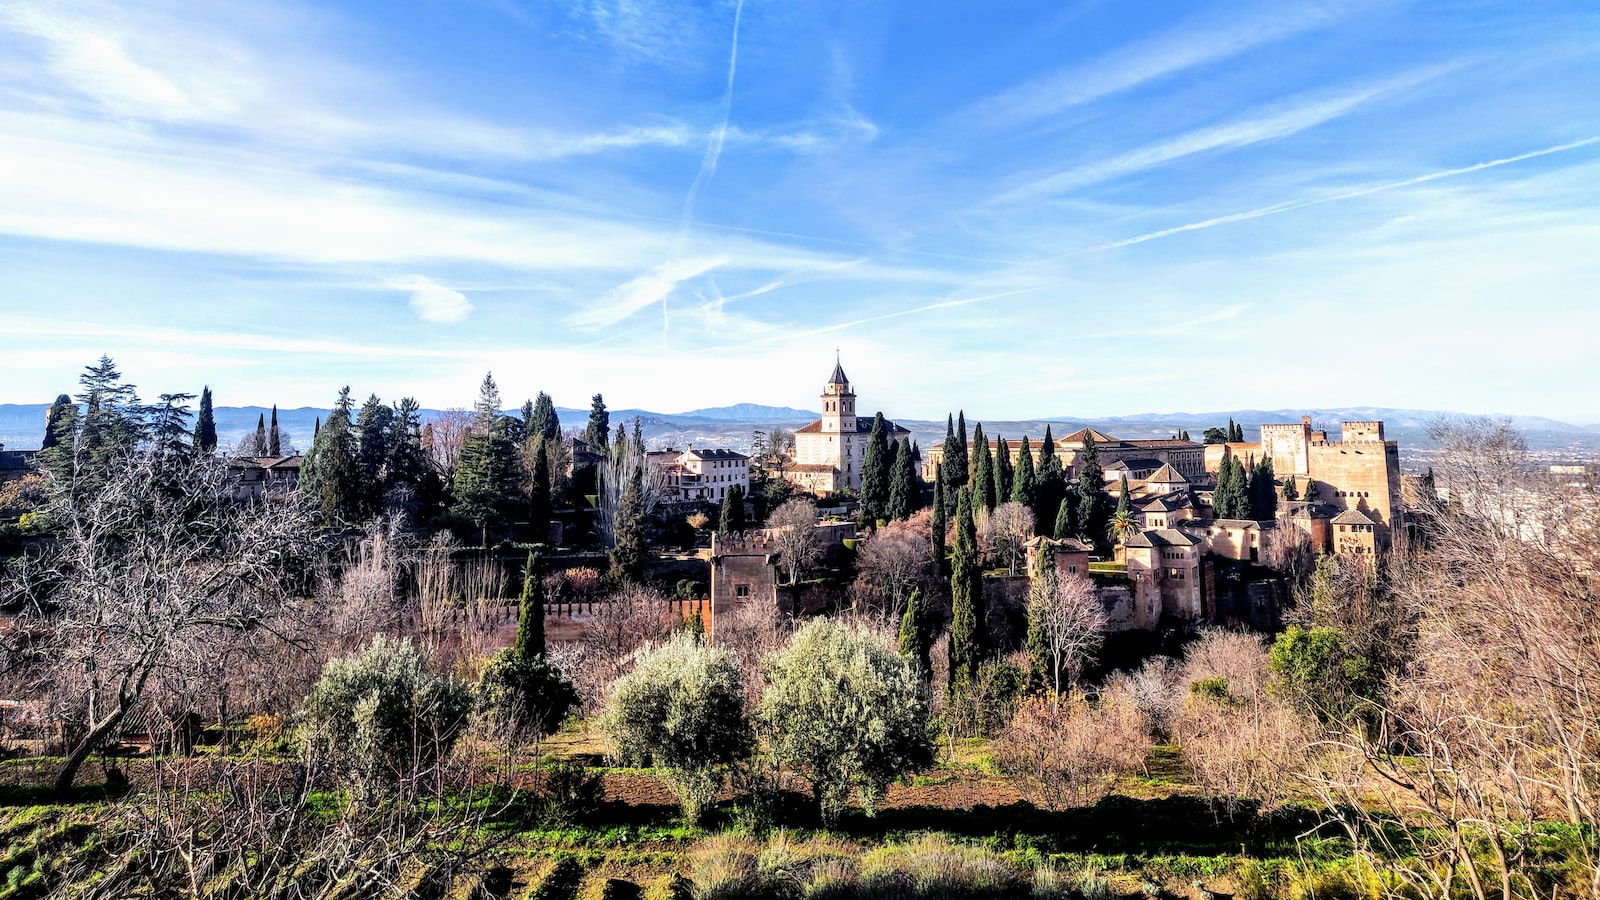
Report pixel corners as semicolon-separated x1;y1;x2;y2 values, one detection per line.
1083;136;1600;255
681;0;746;238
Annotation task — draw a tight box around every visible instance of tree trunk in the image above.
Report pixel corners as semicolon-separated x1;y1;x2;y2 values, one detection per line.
54;703;130;793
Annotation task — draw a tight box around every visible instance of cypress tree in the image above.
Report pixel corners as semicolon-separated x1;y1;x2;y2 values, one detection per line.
931;464;948;576
607;466;645;583
718;483;747;533
859;413;890;523
1075;435;1106;546
993;436;1012;507
1036;425;1063;535
1013;435;1036;508
585;393;610;451
268;404;281;456
887;439;918;521
1281;475;1299;502
1025;544;1056;692
1251;456;1278;520
192;387;217;454
1056;483;1081;538
942;412;967;517
252;413;268;456
898;587;932;681
970;423;995;514
529;436;552;540
515;551;546;659
947;487;987;685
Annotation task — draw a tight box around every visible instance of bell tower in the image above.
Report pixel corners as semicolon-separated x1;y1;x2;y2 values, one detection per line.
821;355;856;434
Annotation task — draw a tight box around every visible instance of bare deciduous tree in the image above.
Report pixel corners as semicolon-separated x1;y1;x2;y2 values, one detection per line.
984;501;1035;576
1029;571;1106;695
767;498;822;586
851;518;937;621
995;693;1149;810
6;451;319;791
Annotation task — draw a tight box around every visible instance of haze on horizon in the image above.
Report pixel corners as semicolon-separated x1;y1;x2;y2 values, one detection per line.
1;1;1596;422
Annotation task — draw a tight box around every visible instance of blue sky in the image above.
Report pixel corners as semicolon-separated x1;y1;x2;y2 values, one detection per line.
1;0;1596;421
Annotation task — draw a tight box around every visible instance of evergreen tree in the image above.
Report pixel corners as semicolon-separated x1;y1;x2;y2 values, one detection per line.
887;439;918;521
386;397;440;520
1250;456;1278;520
1036;425;1064;535
718;483;747;533
529;435;552;540
585;393;610;451
41;394;76;452
1180;430;1191;441
607;466;645;583
452;376;522;532
1024;545;1056;692
1213;452;1250;519
1203;426;1228;445
1109;475;1139;546
1281;476;1299;502
268;405;281;457
859;413;891;524
931;464;948;576
948;412;969;489
354;394;394;518
970;423;995;514
1053;488;1076;540
1302;477;1318;502
76;356;144;465
300;387;361;522
192;386;217;454
993;436;1012;507
1075;435;1106;547
252;414;268;456
531;392;560;441
516;551;546;659
150;393;196;456
897;587;932;681
947;488;987;686
1012;435;1036;508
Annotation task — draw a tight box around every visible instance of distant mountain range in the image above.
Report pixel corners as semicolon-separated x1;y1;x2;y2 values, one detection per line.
3;402;1597;460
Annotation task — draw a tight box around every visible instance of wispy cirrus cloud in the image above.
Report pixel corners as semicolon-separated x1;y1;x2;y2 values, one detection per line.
568;257;731;330
992;67;1451;204
972;2;1362;130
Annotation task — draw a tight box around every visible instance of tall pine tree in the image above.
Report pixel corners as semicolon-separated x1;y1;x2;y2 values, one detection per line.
251;414;268;456
607;466;645;583
585;394;610;451
931;464;948;576
192;386;217;454
300;387;361;522
1250;456;1278;520
354;394;394;518
268;404;281;457
947;487;987;686
40;394;76;452
531;392;560;441
452;375;521;532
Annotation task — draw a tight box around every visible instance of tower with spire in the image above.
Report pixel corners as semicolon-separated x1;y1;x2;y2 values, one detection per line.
821;353;857;435
786;353;911;496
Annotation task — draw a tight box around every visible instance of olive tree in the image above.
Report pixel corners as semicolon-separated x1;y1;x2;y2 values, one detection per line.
758;619;933;825
301;635;474;788
601;631;752;821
